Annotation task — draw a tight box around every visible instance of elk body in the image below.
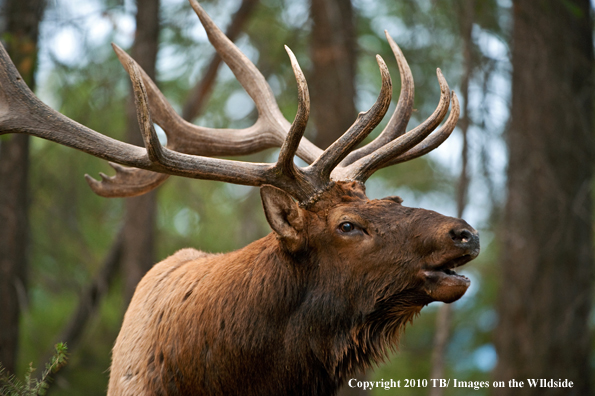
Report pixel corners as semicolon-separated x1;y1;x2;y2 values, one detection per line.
110;182;478;395
0;1;479;395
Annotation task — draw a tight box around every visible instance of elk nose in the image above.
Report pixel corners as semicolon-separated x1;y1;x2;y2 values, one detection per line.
449;228;480;252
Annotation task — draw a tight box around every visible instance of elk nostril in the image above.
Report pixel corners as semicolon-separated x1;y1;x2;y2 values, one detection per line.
450;229;473;243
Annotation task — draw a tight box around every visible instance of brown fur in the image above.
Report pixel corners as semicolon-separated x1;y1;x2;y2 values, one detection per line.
108;182;479;395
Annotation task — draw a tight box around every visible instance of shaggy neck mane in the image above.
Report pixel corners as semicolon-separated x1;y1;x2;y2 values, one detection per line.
254;234;426;388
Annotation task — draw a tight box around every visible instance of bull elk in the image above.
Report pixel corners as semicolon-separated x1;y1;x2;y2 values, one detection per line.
0;0;480;395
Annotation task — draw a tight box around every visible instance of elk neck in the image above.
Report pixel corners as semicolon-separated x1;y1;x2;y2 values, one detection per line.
211;228;429;385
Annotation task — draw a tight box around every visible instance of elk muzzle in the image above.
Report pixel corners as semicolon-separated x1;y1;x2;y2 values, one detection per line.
422;222;479;303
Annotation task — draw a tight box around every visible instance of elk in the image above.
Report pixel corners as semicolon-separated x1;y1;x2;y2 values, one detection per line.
0;1;479;395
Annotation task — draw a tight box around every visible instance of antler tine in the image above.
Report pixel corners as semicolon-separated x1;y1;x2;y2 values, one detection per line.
386;91;460;166
85;163;169;198
128;61;165;165
340;69;451;182
309;55;392;183
188;0;323;163
188;0;280;123
276;46;310;179
341;32;414;166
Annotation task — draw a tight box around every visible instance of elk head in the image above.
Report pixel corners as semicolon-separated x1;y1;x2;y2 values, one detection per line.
262;181;478;305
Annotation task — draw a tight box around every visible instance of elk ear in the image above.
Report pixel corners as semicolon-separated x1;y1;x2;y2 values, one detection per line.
260;185;305;252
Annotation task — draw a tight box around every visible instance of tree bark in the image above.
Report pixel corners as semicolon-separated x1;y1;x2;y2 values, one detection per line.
0;0;45;375
494;1;594;395
309;0;357;149
122;0;161;304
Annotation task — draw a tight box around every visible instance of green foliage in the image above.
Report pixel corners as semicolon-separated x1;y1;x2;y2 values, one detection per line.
0;343;68;396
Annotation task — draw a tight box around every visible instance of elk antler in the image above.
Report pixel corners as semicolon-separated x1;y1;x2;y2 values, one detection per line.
0;0;459;206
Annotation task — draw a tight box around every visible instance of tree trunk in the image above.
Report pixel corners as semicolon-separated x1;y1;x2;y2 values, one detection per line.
429;3;474;394
309;0;357;149
494;1;594;395
122;0;161;304
0;0;45;375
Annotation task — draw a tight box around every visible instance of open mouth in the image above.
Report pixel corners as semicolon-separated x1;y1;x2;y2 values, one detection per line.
441;267;468;278
422;253;476;303
427;253;474;278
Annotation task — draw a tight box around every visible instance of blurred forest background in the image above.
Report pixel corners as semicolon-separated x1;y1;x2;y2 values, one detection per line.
0;0;593;395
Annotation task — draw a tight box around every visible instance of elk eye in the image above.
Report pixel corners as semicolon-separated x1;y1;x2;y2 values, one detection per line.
339;222;355;233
